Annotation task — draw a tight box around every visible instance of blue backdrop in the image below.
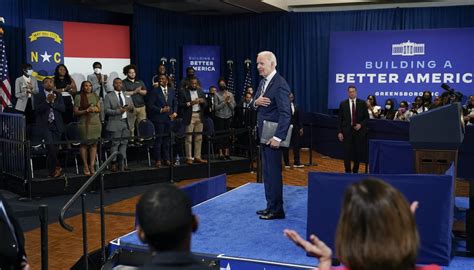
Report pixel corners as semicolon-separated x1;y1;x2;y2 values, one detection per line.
328;28;474;109
132;4;474;112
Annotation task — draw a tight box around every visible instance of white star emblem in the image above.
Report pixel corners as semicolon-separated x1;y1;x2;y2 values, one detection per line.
40;51;52;63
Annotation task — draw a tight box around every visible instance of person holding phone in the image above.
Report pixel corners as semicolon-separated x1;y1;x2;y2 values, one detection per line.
15;63;39;124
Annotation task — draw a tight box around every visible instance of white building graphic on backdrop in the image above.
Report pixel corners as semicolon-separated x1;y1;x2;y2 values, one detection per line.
392;40;425;56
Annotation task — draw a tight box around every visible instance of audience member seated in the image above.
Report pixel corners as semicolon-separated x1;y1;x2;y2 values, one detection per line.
283;92;304;168
179;66;200;91
245;85;254;97
73;81;102;176
146;74;177;168
380;99;396;120
178;77;208;165
34;77;65;178
440;92;451;106
136;184;208;270
214;78;236;160
430;96;443;109
414;96;428;114
422;90;432;108
0;193;30;270
14;63;38;125
393;101;413;121
123;64;147;139
366;95;381;119
53;64;77;125
284;178;440;270
463;95;474;126
104;78;135;172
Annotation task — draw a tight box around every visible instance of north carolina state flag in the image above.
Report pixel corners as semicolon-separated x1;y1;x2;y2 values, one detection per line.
26;19;130;82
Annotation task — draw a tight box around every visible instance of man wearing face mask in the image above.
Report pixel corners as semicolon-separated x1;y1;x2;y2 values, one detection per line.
87;62;108;122
15;63;38;124
34;78;65;178
205;86;217;120
214;78;236;160
179;67;200;91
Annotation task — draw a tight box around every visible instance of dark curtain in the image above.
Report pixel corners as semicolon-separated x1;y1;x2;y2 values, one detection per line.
1;0;131;95
132;4;474;112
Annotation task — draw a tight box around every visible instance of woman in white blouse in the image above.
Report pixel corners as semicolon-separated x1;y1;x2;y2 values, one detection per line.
394;101;413;121
366;95;381;119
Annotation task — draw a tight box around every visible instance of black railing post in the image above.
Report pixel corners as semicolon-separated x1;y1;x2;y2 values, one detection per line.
81;193;89;270
26;140;32;200
207;134;211;178
256;145;262;183
248;126;254;172
99;173;106;264
305;123;317;166
39;204;48;270
169;130;175;183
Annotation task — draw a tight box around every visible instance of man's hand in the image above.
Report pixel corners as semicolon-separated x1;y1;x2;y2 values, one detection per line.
299;128;304;136
119;107;127;113
337;132;344;142
284;229;332;270
153;82;159;88
47;93;55;103
255;96;271;107
198;98;205;104
266;137;280;149
186;102;191;107
161;106;170;113
169;112;177;120
354;124;362;131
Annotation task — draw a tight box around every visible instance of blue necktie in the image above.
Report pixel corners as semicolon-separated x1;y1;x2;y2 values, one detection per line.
258;78;267;97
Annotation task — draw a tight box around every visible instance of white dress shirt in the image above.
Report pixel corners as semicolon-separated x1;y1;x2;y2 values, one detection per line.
114;90;127;119
190;90;200;112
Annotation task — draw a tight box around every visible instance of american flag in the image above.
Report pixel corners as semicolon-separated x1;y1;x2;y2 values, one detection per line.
169;58;177;93
242;59;252;98
0;35;12;110
226;60;235;95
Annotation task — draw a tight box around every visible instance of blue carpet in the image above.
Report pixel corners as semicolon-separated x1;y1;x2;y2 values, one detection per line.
114;183;474;270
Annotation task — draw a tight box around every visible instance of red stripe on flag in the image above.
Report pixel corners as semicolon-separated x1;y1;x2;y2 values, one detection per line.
0;96;7;109
63;22;130;58
2;79;12;100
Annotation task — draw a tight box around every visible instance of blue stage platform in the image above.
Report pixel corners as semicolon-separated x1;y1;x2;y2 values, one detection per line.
110;183;474;270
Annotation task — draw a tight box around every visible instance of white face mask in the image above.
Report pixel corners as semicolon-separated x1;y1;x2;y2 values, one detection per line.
26;69;33;76
94;68;102;74
385;104;392;110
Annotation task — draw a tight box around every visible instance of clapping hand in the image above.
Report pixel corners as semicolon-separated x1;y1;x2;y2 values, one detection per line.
284;229;332;270
47;93;55;103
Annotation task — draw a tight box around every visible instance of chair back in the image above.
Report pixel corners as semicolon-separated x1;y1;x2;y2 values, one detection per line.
65;122;81;146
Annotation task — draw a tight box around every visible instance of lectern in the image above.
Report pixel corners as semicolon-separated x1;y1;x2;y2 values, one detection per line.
409;103;464;176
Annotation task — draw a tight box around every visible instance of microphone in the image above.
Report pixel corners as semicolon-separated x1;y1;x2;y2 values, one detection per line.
441;83;453;93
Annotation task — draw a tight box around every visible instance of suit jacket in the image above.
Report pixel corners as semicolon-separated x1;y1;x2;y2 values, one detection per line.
146;86;177;123
252;72;291;140
178;88;207;125
0;193;27;269
14;75;39;112
290;102;303;130
104;91;135;132
338;98;369;135
87;73;107;97
33;90;65;133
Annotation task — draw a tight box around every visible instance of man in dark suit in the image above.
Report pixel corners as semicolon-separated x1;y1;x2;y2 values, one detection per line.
178;77;208;165
283;92;304;168
252;51;291;220
34;77;65;178
147;74;178;168
0;194;29;270
337;85;369;173
137;184;208;270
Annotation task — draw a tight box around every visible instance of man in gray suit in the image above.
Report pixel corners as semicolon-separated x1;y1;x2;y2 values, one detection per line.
104;78;134;172
87;62;108;122
15;63;38;124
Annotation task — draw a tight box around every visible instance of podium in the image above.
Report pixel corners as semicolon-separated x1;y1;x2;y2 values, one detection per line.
409;103;464;176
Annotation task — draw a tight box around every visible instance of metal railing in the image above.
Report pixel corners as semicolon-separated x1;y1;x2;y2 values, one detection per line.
59;151;121;270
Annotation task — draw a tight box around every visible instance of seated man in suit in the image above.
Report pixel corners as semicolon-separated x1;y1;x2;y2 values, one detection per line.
337;85;369;173
178;77;208;165
104;78;135;172
34;77;65;178
0;193;29;270
137;184;208;270
147;74;178;168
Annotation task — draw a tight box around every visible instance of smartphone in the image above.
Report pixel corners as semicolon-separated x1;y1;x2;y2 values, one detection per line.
122;104;129;108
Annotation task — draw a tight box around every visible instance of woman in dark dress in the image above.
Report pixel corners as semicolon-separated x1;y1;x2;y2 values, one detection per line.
54;64;77;125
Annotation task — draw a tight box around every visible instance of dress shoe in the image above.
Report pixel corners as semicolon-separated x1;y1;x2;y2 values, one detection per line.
225;156;231;160
162;160;171;166
256;209;269;215
218;155;225;160
194;158;208;164
50;167;62;178
259;211;285;220
293;164;304;168
110;163;118;172
186;159;193;165
123;166;131;171
155;160;161;168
